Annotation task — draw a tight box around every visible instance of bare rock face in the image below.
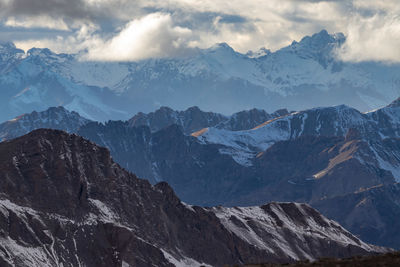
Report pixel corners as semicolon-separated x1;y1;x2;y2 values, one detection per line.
0;129;385;266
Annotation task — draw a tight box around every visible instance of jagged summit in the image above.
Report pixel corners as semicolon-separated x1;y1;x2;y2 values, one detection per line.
293;29;345;48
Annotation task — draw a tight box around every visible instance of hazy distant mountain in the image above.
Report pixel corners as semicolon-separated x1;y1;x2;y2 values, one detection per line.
128;105;288;134
0;129;383;266
0;105;283;140
1;30;400;122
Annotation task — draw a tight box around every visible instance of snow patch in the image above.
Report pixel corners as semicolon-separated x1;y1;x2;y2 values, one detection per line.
161;249;211;267
88;199;119;222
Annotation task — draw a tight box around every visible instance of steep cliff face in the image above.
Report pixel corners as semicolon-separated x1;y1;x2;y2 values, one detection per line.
0;129;384;266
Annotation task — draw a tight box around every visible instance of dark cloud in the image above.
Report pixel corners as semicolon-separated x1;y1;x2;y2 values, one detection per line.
1;0;89;18
0;23;70;43
0;0;145;23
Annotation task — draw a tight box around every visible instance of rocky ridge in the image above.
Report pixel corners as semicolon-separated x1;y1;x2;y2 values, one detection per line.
0;129;384;266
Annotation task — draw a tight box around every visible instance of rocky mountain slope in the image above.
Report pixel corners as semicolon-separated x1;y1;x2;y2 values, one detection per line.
1;30;400;122
78;100;400;249
1;100;400;249
0;129;383;266
0;106;90;141
76;121;400;249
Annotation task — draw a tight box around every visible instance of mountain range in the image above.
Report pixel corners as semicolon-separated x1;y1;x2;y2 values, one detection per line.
1;99;400;250
1;30;400;122
0;129;383;266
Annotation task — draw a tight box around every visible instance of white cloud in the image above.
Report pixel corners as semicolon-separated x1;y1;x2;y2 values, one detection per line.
336;13;400;63
84;13;193;61
4;0;400;62
15;13;194;61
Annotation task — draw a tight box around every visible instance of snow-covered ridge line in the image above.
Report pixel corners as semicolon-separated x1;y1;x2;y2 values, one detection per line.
1;29;399;122
212;202;384;261
195;99;400;168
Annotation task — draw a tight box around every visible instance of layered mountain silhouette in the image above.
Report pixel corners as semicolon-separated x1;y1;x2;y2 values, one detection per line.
1;99;400;249
0;129;383;266
1;30;400;122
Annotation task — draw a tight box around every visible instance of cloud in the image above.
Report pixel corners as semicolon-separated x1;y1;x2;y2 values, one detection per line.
3;0;400;62
336;13;400;63
5;16;70;30
14;24;98;54
15;13;194;61
84;13;194;61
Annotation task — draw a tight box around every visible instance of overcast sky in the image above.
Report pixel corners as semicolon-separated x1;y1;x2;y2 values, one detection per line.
0;0;399;62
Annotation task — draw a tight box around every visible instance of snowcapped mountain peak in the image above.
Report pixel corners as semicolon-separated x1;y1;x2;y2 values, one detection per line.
298;29;344;48
281;29;345;65
207;42;235;52
202;42;242;60
0;30;399;122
